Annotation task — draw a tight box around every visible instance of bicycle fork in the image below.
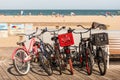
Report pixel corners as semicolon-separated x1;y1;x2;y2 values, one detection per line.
64;46;74;75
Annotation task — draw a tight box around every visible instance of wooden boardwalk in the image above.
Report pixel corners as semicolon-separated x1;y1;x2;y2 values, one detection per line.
0;59;120;80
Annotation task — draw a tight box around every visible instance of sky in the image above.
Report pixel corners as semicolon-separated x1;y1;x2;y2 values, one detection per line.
0;0;120;10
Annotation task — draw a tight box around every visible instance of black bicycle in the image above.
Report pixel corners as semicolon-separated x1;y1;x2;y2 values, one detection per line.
46;27;65;75
73;28;93;75
77;22;108;75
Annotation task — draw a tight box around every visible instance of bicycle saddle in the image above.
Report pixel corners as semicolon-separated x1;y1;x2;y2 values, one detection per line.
17;41;26;46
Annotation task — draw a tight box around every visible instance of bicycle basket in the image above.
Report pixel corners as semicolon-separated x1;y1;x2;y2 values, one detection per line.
58;33;74;47
91;32;109;46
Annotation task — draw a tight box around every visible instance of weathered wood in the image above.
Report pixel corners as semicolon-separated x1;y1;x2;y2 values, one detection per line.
0;59;120;80
109;38;120;55
3;60;25;80
110;49;120;54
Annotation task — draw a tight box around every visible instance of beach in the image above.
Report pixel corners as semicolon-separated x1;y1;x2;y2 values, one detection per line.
0;15;120;47
0;15;120;29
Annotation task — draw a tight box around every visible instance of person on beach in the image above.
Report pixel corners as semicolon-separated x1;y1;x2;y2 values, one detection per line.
20;10;24;15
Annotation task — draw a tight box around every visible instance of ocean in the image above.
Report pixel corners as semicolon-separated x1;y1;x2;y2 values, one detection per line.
0;10;119;16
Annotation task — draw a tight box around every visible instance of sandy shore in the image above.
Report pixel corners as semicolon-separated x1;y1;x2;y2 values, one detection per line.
0;15;120;30
0;15;120;47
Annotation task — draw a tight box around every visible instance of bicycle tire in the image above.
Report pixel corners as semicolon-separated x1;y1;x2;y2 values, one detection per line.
78;43;83;68
88;42;95;66
56;49;62;75
39;46;53;76
13;48;30;75
68;59;74;75
45;43;62;75
97;48;107;75
85;48;93;75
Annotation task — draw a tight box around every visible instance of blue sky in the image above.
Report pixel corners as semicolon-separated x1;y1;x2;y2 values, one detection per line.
0;0;120;9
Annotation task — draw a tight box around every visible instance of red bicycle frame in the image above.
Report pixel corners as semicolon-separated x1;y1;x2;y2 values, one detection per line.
12;37;38;62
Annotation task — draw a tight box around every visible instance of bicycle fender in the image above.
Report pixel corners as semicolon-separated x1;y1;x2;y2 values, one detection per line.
11;48;28;60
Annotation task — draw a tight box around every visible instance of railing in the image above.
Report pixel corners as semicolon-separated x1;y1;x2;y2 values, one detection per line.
107;30;120;55
109;38;120;50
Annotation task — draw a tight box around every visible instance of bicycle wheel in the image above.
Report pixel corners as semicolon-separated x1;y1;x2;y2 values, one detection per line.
45;43;62;75
85;48;93;75
97;48;107;75
78;43;83;68
39;43;53;76
45;43;54;75
88;42;95;66
68;59;74;75
55;49;62;75
13;48;30;75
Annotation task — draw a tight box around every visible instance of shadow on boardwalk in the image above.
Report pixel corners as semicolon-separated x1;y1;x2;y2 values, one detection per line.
0;47;120;80
0;59;119;80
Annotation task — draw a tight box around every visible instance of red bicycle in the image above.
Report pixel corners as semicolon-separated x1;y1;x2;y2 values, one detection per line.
12;28;53;75
58;27;75;75
46;27;75;75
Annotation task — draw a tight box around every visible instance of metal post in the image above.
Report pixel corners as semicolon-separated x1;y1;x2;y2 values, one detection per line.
106;45;110;69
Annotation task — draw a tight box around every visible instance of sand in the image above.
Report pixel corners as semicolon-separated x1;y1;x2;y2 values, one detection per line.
0;15;120;47
0;15;120;29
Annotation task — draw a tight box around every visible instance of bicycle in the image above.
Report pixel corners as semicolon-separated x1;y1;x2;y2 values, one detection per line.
69;45;79;66
77;22;108;75
12;28;53;75
58;27;75;75
46;27;65;75
73;28;93;75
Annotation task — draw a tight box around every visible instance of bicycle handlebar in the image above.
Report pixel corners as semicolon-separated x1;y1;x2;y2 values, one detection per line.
74;22;106;34
77;22;106;30
19;27;38;37
67;27;75;33
46;26;66;33
29;28;47;39
77;25;89;30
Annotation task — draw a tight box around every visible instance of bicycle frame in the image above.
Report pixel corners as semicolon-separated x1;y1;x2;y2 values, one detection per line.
12;37;38;61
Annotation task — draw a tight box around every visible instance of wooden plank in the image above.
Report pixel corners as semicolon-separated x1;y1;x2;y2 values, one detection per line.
0;63;12;80
73;67;93;80
0;71;4;80
3;59;25;80
25;72;38;80
104;70;120;79
30;62;52;80
110;49;120;54
2;62;18;80
0;59;120;80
